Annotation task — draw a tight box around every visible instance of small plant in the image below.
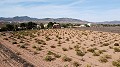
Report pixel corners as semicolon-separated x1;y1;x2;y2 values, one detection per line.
62;56;72;62
76;50;85;56
86;64;91;67
62;48;68;51
93;51;102;56
44;55;55;61
73;61;80;67
43;42;47;45
20;45;26;48
69;46;73;50
47;51;55;55
104;54;112;59
58;37;62;39
112;59;120;67
3;38;8;40
54;54;61;58
66;38;69;41
32;45;37;49
87;48;96;53
114;47;120;52
12;42;17;44
99;56;108;63
103;43;109;46
50;45;56;48
36;47;42;51
114;43;119;46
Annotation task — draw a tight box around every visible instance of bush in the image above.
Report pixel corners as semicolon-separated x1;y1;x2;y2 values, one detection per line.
50;45;56;48
93;51;100;56
73;61;80;67
62;56;72;62
114;47;120;52
114;43;119;46
99;56;108;63
47;51;55;55
62;48;68;51
112;59;120;67
76;50;85;56
54;54;61;58
87;48;96;53
44;55;55;61
36;47;42;51
20;45;26;48
32;45;37;48
103;43;109;46
12;42;17;44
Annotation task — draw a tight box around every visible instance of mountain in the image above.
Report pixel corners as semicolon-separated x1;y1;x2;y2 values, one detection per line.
0;16;89;23
97;21;120;24
0;16;38;21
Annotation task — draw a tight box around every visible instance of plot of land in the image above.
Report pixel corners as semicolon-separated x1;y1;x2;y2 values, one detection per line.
0;28;120;67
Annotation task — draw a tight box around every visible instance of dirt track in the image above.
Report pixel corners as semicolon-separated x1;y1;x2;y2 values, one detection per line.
0;43;34;67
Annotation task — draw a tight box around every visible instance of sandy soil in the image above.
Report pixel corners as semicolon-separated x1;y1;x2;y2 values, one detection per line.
0;28;120;67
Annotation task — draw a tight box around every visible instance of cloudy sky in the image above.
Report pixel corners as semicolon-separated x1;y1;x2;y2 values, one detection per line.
0;0;120;22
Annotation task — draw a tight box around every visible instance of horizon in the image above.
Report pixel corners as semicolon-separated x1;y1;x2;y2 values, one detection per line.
0;0;120;22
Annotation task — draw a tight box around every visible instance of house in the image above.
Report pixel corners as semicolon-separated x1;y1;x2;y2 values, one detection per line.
87;23;91;27
52;24;61;28
80;24;86;27
44;24;48;28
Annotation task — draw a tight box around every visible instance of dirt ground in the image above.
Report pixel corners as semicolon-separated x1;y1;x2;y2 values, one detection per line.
0;28;120;67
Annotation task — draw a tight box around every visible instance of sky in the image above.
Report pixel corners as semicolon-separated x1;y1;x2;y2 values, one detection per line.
0;0;120;22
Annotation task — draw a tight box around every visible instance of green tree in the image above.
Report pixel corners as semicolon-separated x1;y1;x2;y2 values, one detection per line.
27;22;37;29
6;24;14;31
40;23;44;29
47;22;54;28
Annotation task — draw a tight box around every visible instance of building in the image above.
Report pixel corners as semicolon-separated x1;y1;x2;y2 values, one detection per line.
52;24;61;28
80;24;86;27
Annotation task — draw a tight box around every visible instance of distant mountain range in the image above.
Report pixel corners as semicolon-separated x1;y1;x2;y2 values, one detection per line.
0;16;89;24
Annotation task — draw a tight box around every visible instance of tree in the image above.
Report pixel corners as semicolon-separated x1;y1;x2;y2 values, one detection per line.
0;27;7;31
40;23;44;29
47;22;54;28
27;22;37;29
6;24;14;31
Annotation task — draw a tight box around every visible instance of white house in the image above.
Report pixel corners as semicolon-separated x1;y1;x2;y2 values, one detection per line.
80;24;86;27
44;24;48;28
87;23;91;27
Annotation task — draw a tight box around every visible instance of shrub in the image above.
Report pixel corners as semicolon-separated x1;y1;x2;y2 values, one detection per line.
44;55;55;61
20;45;26;48
87;48;96;53
54;54;61;58
50;45;56;48
36;47;42;51
104;54;112;59
76;50;85;56
62;48;68;51
58;37;62;39
3;38;8;40
66;38;69;41
73;61;80;67
12;42;17;44
114;47;120;52
32;45;37;48
103;43;109;46
112;59;120;67
93;51;100;56
114;43;119;46
43;42;47;45
62;56;72;62
99;56;108;63
47;51;55;55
